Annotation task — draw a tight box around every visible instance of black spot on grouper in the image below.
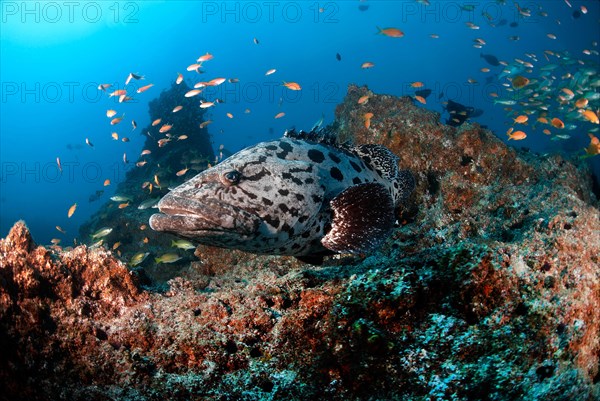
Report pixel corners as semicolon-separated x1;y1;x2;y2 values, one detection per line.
308;149;325;163
330;166;344;181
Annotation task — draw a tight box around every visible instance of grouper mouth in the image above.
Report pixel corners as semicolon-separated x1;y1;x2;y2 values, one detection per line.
149;194;261;236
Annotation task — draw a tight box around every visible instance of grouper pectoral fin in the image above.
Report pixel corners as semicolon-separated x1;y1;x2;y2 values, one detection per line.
321;182;395;254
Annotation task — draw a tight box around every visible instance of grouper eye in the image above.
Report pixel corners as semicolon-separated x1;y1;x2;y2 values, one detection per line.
223;170;242;185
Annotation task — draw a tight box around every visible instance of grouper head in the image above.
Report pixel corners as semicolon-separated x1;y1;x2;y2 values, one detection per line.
149;140;323;252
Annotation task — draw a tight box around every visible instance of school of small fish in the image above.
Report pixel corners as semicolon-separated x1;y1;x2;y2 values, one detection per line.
51;0;598;263
474;3;598;146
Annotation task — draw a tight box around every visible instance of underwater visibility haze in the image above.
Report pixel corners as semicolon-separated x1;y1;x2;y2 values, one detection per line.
1;1;600;400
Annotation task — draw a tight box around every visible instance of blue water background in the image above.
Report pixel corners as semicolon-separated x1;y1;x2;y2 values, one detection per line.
1;0;599;245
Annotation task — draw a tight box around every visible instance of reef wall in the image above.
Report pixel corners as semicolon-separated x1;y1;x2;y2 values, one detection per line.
1;85;598;400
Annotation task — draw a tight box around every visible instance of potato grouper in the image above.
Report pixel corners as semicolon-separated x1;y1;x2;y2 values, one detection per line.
149;128;415;263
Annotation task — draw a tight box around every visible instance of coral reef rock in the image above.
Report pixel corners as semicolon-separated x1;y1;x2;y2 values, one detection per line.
1;85;599;401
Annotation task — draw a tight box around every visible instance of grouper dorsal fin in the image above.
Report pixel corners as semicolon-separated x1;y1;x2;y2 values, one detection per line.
353;144;415;205
321;182;395;254
284;124;339;146
393;169;416;205
352;144;399;180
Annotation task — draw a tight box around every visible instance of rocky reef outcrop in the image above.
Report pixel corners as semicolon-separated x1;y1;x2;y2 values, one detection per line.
1;85;598;400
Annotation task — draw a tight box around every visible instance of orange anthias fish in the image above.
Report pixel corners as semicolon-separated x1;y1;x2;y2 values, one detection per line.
207;78;226;86
508;130;527;140
377;26;404;38
283;82;301;91
67;203;77;218
119;94;134;103
176;73;183;84
197;52;214;62
185;89;202;98
158;138;171;148
511;76;530;89
361;62;375;69
152;118;162;126
581;110;599;124
414;96;426;105
551;118;565;129
110;115;124;125
109;89;127;98
514;115;528;124
363;112;374;128
585;134;600;156
274;112;285;119
106;109;117;118
136;84;154;94
159;124;173;133
187;63;202;72
358;95;369;105
411;82;424;88
575;98;589;108
561;88;575;100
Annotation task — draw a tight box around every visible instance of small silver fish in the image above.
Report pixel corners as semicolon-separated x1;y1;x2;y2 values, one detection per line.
155;253;182;264
171;239;196;250
138;198;160;210
91;227;113;239
111;195;131;202
130;252;150;266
